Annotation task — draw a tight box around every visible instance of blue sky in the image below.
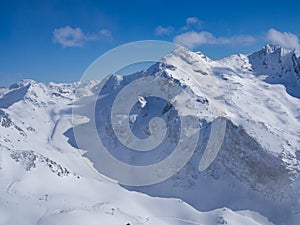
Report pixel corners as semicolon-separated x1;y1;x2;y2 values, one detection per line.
1;0;300;85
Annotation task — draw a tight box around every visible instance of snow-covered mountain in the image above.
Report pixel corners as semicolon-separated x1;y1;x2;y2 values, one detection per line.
220;44;300;98
0;45;300;225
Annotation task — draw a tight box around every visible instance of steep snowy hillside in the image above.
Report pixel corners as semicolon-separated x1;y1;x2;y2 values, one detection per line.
1;45;300;225
83;46;299;225
220;44;300;98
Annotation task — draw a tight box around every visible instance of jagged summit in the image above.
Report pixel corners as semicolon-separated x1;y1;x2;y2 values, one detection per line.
249;44;300;97
9;79;37;89
250;44;297;62
260;44;292;55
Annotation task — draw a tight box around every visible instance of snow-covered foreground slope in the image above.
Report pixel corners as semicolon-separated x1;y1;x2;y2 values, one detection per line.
1;45;300;225
0;81;272;225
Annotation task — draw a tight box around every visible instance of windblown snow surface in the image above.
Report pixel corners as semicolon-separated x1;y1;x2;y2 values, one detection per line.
0;45;300;225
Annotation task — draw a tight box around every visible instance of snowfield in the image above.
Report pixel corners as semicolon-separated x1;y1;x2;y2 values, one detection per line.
0;45;300;225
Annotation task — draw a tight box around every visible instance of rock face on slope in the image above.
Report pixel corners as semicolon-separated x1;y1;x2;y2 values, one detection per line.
0;45;300;225
249;45;298;74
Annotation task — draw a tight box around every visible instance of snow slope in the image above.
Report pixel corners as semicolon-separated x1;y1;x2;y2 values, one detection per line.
1;45;300;225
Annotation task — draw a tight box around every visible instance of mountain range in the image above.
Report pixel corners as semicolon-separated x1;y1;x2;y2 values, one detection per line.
0;45;300;225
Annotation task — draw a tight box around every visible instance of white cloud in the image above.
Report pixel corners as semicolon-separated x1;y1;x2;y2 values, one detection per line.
174;31;256;48
53;26;112;47
186;17;202;28
266;28;300;50
99;29;113;41
53;26;85;47
155;26;174;36
155;17;202;36
174;31;214;47
180;17;203;31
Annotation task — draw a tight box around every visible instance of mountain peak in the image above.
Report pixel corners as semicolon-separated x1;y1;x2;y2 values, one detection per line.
249;44;298;71
163;46;211;64
9;79;37;89
260;44;291;56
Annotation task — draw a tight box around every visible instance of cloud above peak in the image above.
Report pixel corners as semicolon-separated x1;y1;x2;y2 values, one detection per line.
155;17;300;51
180;17;203;32
174;31;256;48
266;28;300;50
155;26;174;36
156;17;257;49
185;17;202;29
53;26;112;47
